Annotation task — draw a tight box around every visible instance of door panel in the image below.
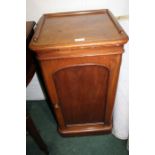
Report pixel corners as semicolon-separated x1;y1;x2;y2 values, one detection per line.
53;64;109;125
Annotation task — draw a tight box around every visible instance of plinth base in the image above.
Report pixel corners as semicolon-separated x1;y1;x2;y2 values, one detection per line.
58;123;112;136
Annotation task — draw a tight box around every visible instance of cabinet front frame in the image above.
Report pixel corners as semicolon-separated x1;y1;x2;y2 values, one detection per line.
38;50;122;135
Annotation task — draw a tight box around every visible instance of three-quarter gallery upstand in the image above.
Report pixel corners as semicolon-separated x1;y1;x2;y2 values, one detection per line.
29;9;128;136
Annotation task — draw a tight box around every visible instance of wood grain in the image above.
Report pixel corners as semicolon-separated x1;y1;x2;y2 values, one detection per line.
26;21;36;86
29;9;128;51
53;64;109;125
29;9;128;136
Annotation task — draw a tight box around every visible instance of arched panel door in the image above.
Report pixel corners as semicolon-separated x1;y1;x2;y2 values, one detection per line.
53;64;109;126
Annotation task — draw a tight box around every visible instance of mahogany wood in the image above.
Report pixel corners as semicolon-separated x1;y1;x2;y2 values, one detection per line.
29;9;128;136
26;114;49;154
53;64;109;125
26;21;36;86
26;21;49;154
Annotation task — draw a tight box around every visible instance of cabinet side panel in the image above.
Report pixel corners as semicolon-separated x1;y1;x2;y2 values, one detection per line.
53;65;109;125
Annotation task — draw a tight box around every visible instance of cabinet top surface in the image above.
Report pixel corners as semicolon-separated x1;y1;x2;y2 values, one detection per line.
30;9;128;51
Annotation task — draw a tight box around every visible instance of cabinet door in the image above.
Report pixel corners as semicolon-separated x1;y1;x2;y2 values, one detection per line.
53;65;109;125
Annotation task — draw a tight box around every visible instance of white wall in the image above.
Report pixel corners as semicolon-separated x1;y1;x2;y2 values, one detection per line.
26;0;128;21
112;20;129;139
26;0;129;139
26;74;45;100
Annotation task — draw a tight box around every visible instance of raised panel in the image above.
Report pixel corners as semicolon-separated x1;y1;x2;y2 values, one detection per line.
53;64;109;125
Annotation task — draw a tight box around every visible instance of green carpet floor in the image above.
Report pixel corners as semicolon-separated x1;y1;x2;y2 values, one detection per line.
26;100;128;155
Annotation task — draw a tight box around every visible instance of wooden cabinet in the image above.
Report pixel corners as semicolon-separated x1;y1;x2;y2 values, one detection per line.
29;9;128;136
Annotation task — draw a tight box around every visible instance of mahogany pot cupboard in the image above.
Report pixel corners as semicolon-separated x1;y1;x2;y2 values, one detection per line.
29;9;128;136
